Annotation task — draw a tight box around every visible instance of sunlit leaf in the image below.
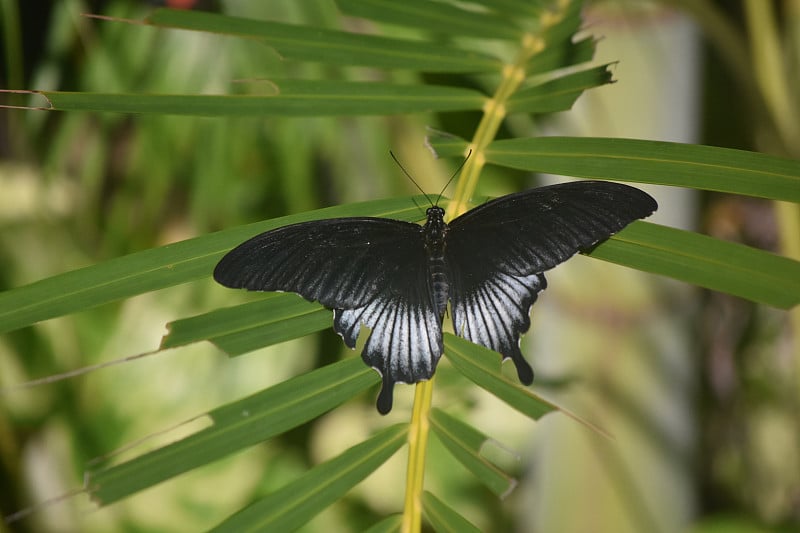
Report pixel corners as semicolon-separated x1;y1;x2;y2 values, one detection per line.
161;294;330;356
87;358;379;505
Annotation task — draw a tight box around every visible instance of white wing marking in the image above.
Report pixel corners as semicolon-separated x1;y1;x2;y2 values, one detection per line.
333;293;443;413
451;271;544;384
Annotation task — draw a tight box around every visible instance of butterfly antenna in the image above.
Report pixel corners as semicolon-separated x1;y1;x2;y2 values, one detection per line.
410;196;427;219
389;150;434;207
435;149;472;206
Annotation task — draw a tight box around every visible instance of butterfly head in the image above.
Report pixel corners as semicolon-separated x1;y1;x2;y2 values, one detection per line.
425;205;445;222
423;205;448;246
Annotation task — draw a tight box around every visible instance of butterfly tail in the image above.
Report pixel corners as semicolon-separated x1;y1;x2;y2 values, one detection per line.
376;379;395;415
504;344;534;385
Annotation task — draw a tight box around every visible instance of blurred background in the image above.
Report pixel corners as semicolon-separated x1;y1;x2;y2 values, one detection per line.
0;0;798;531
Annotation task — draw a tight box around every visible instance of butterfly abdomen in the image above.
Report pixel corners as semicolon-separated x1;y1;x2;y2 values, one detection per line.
428;254;449;320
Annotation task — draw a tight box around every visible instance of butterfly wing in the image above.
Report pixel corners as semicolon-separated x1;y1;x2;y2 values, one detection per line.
445;181;657;382
213;217;442;414
333;263;443;414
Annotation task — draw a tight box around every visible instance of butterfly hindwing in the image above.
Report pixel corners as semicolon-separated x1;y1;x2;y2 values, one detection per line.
445;181;657;379
214;217;443;413
446;266;544;384
334;262;443;414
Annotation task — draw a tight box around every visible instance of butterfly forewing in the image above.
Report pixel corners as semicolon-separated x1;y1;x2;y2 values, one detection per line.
447;181;658;274
214;218;422;308
445;181;657;380
213;216;444;413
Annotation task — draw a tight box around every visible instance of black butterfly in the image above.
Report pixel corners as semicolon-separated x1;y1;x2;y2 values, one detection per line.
214;181;657;414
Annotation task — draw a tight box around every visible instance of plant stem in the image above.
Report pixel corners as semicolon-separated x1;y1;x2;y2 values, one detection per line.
400;3;579;531
449;30;546;217
401;378;435;533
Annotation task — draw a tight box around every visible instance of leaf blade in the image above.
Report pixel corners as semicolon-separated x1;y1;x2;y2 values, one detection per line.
589;221;800;309
161;294;331;356
0;197;423;334
526;36;597;74
422;491;482;533
209;425;407;532
507;64;614;113
443;334;555;420
147;8;501;72
87;357;379;505
429;409;516;497
364;515;403;533
336;0;524;40
484;137;800;202
38;81;485;116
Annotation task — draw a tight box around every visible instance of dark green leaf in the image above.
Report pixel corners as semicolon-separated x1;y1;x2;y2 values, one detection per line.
468;0;546;17
507;64;614;113
485;137;800;202
538;0;583;45
526;36;597;74
364;515;403;533
38;81;485;116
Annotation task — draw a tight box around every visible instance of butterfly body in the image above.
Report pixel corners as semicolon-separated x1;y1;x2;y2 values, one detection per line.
214;181;658;413
422;206;450;320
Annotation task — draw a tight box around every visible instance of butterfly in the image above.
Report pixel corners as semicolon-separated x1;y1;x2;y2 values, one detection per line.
214;180;657;414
